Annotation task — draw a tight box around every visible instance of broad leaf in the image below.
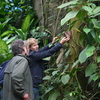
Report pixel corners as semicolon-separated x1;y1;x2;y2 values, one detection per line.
58;0;78;8
9;26;25;39
92;75;99;81
0;30;14;38
61;74;70;85
52;70;59;76
83;28;91;34
63;64;69;72
79;34;84;47
43;75;51;80
92;19;100;29
79;46;88;63
5;36;17;44
21;14;31;33
82;6;92;14
85;63;97;77
88;74;99;84
93;6;100;14
61;11;78;26
77;10;86;19
65;49;70;57
45;87;54;94
0;18;11;31
0;39;8;54
97;56;100;63
48;90;60;100
87;0;99;2
98;82;100;88
86;46;95;57
72;60;79;68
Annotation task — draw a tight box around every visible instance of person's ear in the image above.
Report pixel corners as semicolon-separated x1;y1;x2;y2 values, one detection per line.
22;46;25;52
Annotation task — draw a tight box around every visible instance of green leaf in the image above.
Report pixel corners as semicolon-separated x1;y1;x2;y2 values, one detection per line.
43;75;51;80
98;82;100;88
65;49;70;57
85;63;97;77
0;39;8;54
83;28;91;34
45;87;54;94
91;30;96;39
10;26;25;40
48;90;60;100
5;36;17;44
91;19;100;29
87;3;96;8
76;10;86;19
58;0;78;8
82;6;92;14
72;60;79;68
21;14;31;33
63;64;69;72
97;56;100;63
88;76;92;84
0;30;14;38
43;57;51;61
48;43;53;48
92;75;99;81
79;46;88;63
90;12;100;18
61;74;70;85
16;29;26;40
0;18;11;31
86;46;95;57
61;11;78;26
93;6;100;14
88;74;99;84
79;34;84;47
52;71;59;76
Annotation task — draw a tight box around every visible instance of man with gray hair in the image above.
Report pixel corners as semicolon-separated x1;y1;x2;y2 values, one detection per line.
3;39;34;100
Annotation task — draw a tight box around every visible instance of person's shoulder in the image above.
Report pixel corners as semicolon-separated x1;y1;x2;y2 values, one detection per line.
13;54;27;62
29;50;37;55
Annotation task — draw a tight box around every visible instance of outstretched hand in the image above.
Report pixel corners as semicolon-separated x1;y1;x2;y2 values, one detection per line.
52;31;72;44
59;31;71;44
60;36;70;44
64;31;72;38
52;37;58;44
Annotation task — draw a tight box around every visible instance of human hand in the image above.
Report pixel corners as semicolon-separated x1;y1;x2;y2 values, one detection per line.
64;31;72;38
23;93;30;100
52;37;58;44
60;36;70;44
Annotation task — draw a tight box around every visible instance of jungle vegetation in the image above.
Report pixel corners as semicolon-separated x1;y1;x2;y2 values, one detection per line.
0;0;100;100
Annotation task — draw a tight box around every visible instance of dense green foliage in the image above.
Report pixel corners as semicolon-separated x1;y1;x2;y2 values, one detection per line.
0;0;39;64
0;0;100;100
39;0;100;100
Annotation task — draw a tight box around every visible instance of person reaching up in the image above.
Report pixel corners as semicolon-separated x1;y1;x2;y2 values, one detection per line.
27;32;71;100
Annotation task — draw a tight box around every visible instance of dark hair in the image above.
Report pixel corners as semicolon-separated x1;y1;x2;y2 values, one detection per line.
11;39;24;56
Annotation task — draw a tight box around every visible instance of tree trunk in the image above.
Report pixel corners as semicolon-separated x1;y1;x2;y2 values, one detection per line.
32;0;44;31
32;0;68;36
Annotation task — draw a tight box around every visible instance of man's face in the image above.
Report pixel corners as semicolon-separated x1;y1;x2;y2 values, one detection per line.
30;42;39;51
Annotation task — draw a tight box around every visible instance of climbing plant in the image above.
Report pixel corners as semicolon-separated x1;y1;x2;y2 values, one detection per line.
40;0;100;100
